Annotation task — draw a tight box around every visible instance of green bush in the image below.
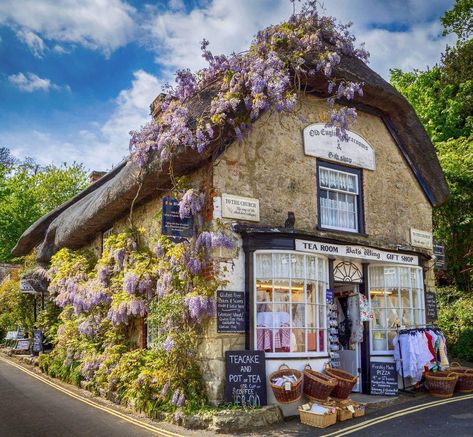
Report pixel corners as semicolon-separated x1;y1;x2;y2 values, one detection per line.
437;286;473;361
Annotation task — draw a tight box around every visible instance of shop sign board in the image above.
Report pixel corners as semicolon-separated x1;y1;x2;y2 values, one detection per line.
433;243;447;270
303;123;375;170
326;288;334;304
161;196;194;239
217;290;246;333
370;362;398;396
5;331;18;340
15;339;30;351
224;351;267;407
425;290;438;323
32;330;43;354
295;240;419;266
410;228;433;249
221;194;260;222
20;279;35;294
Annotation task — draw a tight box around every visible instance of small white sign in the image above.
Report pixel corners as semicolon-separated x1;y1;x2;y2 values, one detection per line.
221;193;260;222
295;240;419;266
303;123;375;170
410;228;433;249
20;279;35;293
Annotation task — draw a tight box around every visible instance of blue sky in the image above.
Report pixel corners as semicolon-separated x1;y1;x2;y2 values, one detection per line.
0;0;456;171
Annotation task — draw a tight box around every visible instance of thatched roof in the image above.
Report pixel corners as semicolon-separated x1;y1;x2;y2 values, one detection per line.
12;55;449;262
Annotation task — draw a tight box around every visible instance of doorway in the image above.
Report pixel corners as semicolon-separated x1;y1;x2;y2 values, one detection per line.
333;283;362;392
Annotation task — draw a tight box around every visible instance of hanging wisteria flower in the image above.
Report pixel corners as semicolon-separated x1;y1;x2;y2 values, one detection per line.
123;272;139;294
162;336;175;353
211;232;235;249
178;189;205;219
160;382;170;398
172;390;180;405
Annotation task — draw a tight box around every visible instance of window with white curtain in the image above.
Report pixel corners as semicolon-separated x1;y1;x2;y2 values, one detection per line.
368;265;425;353
318;164;361;232
254;251;328;357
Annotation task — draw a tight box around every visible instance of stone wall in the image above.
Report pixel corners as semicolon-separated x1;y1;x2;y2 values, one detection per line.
212;95;433;252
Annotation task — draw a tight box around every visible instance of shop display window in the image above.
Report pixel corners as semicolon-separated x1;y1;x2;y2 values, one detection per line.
318;163;362;233
254;251;329;357
368;266;425;353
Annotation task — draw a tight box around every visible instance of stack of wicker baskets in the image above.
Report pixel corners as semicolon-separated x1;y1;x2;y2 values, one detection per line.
449;362;473;394
425;371;459;398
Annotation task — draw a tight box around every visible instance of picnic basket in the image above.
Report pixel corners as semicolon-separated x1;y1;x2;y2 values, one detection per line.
425;371;458;398
449;362;473;393
303;364;337;402
269;364;303;404
298;405;337;428
325;367;358;400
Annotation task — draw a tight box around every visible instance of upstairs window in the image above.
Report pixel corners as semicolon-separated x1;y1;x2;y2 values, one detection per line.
318;163;362;233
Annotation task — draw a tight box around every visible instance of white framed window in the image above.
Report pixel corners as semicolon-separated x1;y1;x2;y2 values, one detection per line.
318;164;361;232
254;250;329;357
369;265;425;354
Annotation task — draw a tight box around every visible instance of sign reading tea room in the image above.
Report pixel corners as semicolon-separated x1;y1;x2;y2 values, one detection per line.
303;123;375;170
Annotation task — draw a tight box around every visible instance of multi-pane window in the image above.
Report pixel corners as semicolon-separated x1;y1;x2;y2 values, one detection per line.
254;251;328;356
369;266;425;353
318;165;360;232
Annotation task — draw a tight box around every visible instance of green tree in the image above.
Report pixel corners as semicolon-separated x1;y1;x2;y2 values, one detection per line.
0;157;88;263
390;0;473;291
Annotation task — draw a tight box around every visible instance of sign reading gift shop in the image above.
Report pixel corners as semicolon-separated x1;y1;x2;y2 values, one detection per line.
221;193;260;222
295;240;419;266
303;123;375;170
224;351;267;407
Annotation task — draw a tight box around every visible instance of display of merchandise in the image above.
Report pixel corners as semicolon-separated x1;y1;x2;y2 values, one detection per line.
328;303;340;368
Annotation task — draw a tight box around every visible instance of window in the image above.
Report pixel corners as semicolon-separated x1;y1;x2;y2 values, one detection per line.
318;163;362;233
369;266;425;353
254;251;328;356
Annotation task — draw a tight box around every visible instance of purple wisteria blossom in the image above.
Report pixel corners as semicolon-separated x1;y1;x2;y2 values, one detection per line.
178;189;205;220
98;266;110;286
184;295;217;321
211;232;235;249
160;382;170;398
113;248;126;270
162;336;175;353
123;272;139;294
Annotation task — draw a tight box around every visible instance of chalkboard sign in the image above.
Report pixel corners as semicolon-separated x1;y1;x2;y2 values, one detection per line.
370;362;398;396
224;351;267;407
425;290;438;322
32;330;43;354
217;290;246;333
15;339;30;351
162;196;193;239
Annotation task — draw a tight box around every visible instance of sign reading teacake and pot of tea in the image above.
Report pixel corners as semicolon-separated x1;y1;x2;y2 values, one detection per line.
224;351;267;407
162;196;194;238
221;193;260;222
303;124;375;170
217;290;246;333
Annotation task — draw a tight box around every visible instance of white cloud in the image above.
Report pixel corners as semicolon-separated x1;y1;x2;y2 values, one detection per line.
15;29;45;57
144;0;456;79
5;70;162;170
0;0;136;56
8;72;60;92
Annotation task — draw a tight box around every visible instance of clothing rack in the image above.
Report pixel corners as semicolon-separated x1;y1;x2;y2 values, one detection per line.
395;325;440;396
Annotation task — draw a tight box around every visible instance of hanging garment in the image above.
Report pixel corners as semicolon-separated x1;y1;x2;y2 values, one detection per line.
348;293;363;345
359;294;374;322
338;297;352;349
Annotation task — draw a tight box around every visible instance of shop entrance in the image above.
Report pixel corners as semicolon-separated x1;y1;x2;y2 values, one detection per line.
332;283;363;392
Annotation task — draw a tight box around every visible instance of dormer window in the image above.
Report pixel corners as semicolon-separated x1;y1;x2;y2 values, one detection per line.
317;162;363;233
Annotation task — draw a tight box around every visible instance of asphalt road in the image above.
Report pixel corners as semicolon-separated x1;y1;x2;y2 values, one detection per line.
0;357;176;437
255;393;473;437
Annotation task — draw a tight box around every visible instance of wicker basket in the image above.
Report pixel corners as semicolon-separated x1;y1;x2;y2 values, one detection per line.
449;362;473;393
337;408;353;421
425;371;459;398
299;407;337;428
353;404;366;418
303;364;338;402
325;367;358;400
269;364;303;404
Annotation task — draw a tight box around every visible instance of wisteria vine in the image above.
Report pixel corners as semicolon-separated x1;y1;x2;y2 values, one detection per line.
129;1;369;167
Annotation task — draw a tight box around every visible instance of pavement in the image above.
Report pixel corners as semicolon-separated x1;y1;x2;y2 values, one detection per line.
1;353;472;437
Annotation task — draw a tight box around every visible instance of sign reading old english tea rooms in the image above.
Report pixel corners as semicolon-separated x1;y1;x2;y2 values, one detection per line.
303;123;375;170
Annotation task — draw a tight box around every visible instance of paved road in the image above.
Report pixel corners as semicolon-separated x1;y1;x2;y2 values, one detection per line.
0;357;179;437
254;393;473;436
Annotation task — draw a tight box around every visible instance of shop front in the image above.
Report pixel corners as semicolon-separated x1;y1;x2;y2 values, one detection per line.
237;229;428;411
